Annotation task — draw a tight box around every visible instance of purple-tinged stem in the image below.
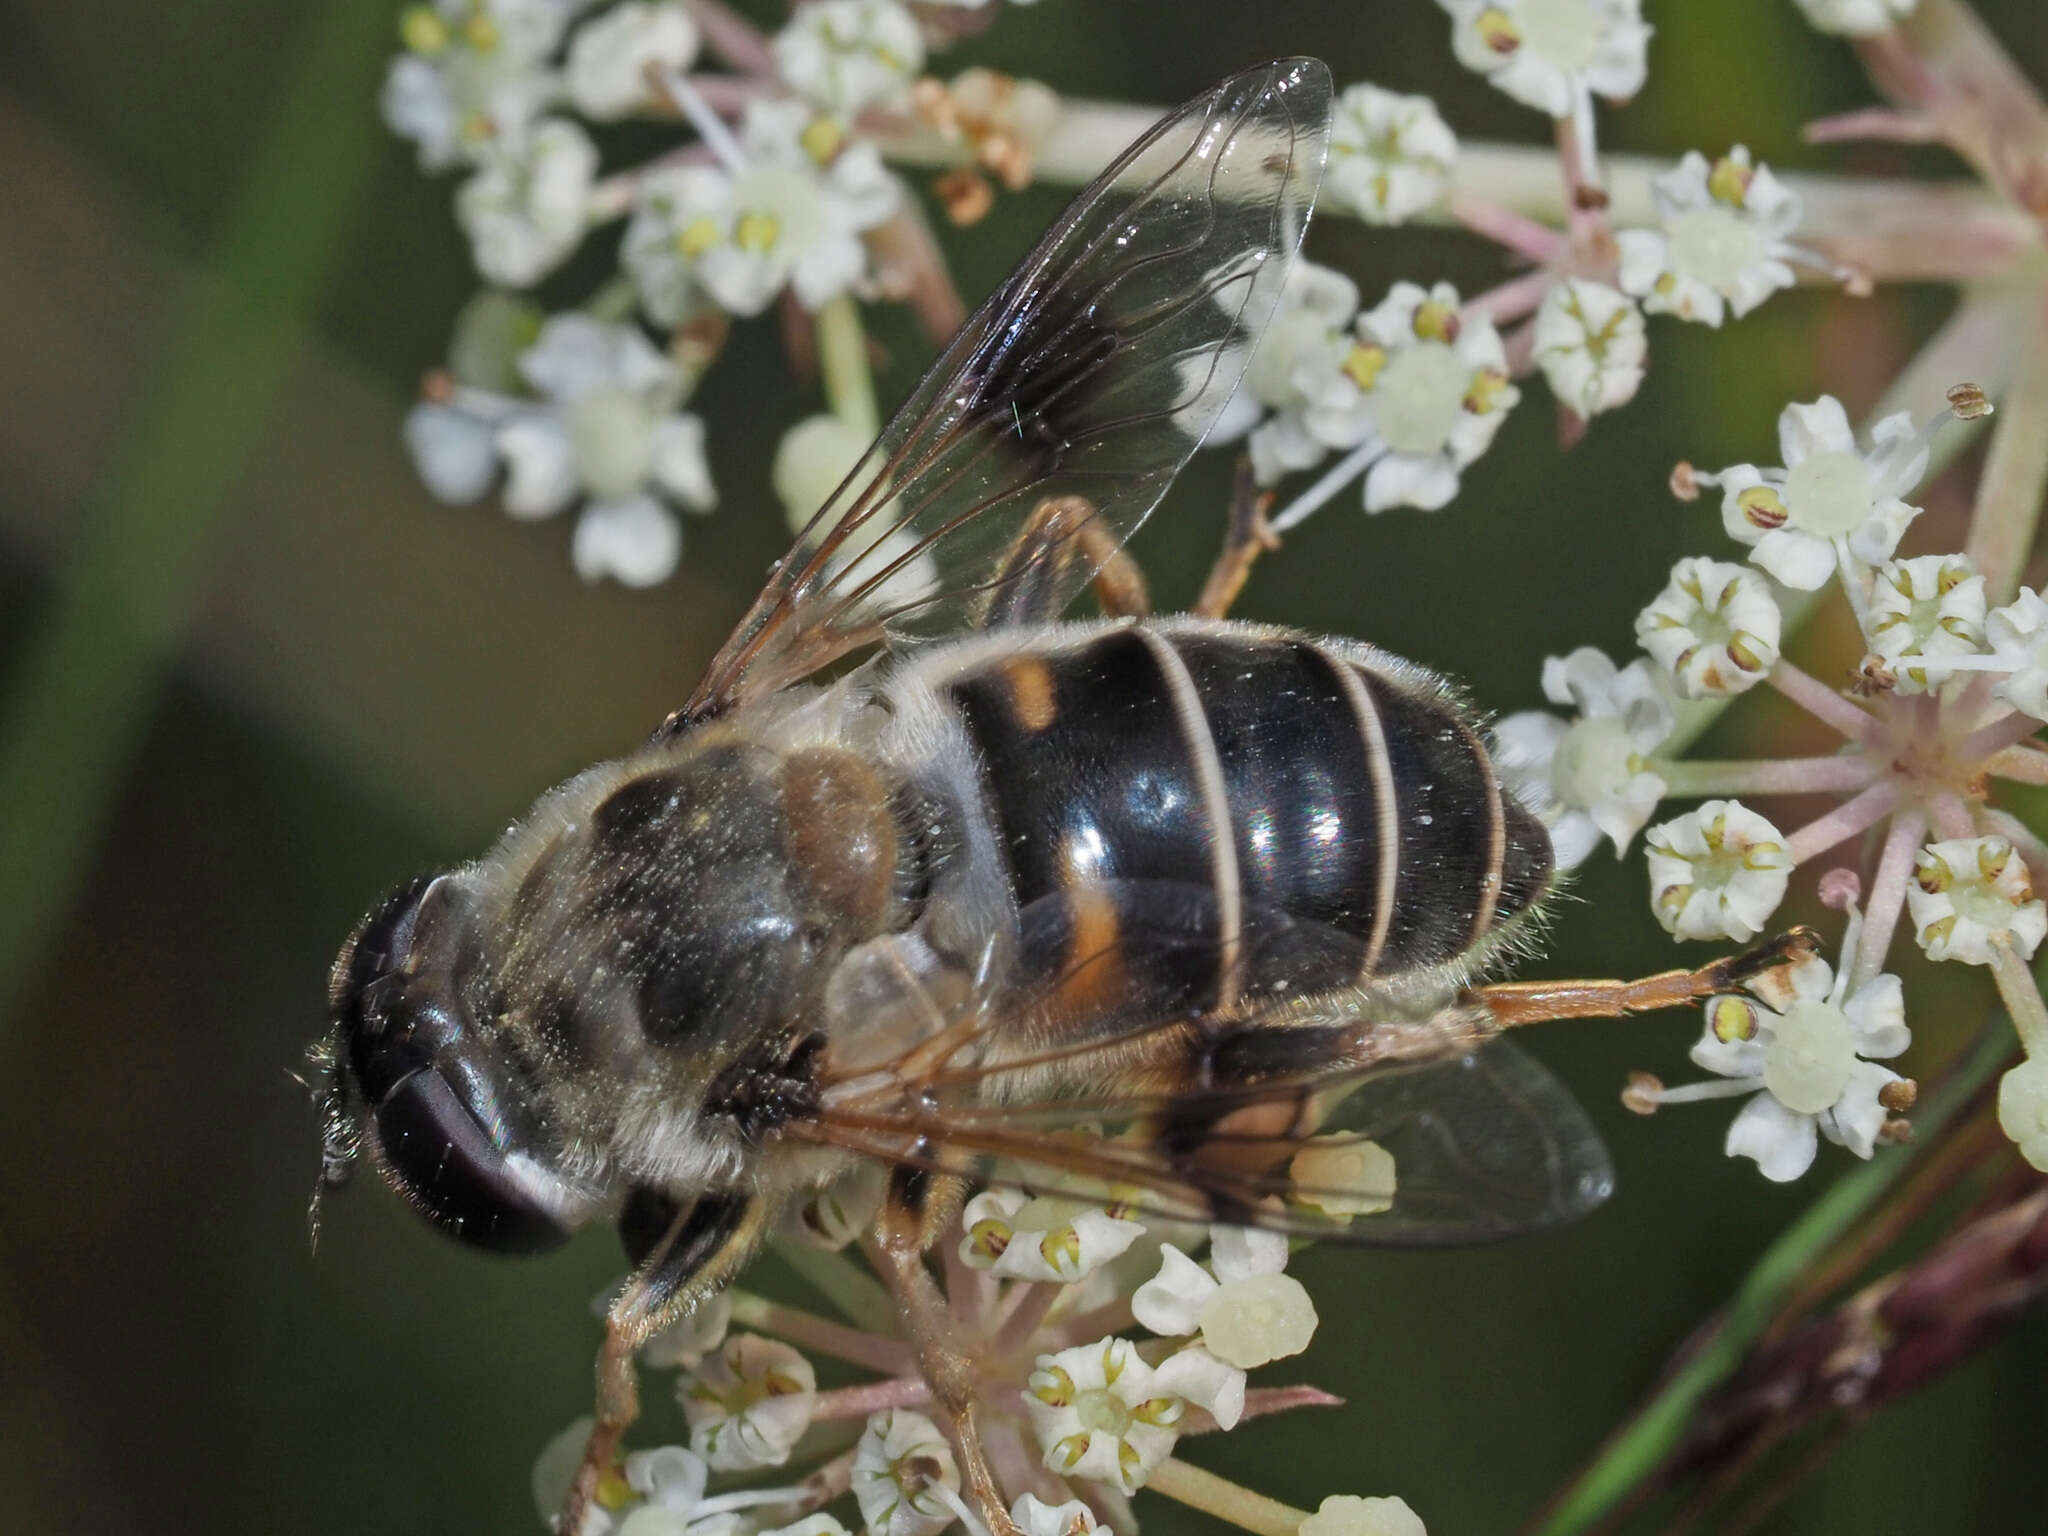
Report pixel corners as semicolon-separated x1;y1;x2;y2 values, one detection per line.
1963;708;2046;763
1989;936;2048;1056
1965;289;2048;605
1854;807;1928;991
727;1291;912;1375
1804;106;1945;144
992;1280;1063;1356
1464;269;1555;329
810;1375;933;1422
1655;754;1880;798
1786;781;1902;866
1042;1294;1137;1353
686;0;778;76
1447;192;1567;265
1930;791;1979;840
1767;662;1888;749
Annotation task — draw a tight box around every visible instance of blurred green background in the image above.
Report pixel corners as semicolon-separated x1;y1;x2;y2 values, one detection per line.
3;1;2046;1532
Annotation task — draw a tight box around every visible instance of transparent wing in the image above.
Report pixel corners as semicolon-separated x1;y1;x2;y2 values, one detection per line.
797;884;1613;1246
681;58;1332;720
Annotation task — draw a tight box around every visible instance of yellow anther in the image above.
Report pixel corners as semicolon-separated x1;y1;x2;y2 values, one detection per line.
1475;8;1522;53
594;1465;636;1511
1413;298;1460;342
1032;1366;1076;1407
735;211;782;253
462;12;500;51
1726;633;1768;672
1707;155;1753;206
1979;838;2015;882
399;6;450;53
1039;1226;1081;1273
1341;343;1387;391
1709;995;1758;1044
1915;851;1953;893
1464;368;1509;414
1737;484;1790;530
677;216;723;258
966;1217;1011;1259
800;115;847;165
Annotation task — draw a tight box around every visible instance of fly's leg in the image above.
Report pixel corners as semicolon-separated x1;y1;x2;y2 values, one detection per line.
1474;927;1822;1029
1193;458;1278;620
559;1194;770;1535
982;495;1151;627
870;1167;1023;1536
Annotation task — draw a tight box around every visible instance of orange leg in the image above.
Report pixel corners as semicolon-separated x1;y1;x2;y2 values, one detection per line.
1475;927;1821;1029
1194;458;1279;620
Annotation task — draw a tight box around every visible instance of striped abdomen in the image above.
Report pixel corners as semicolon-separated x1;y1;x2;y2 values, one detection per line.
932;621;1552;1016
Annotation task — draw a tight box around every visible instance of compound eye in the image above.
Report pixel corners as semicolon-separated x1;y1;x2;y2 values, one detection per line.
371;1066;573;1254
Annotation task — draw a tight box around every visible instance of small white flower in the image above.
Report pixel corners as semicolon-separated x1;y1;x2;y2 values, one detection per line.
957;1187;1145;1283
679;1334;818;1470
1709;395;1928;590
1793;0;1916;36
1492;648;1673;869
1132;1224;1317;1370
1323;84;1458;226
534;1417;613;1536
1645;800;1792;942
1298;1494;1429;1536
783;1163;886;1250
1439;0;1650;118
1306;282;1517;512
851;1410;959;1536
455;118;598;287
1533;279;1645;418
772;414;939;614
624;1445;711;1513
774;0;926;115
1997;1058;2048;1173
492;313;715;586
404;401;501;503
382;0;574;170
624;101;898;321
567;2;702;120
1010;1495;1100;1536
1617;148;1804;328
1288;1135;1397;1218
640;1291;733;1370
1907;836;2048;965
1863;554;1986;692
1232;261;1360;487
1984;588;2048;722
1688;956;1909;1180
1025;1338;1237;1493
1635;557;1781;699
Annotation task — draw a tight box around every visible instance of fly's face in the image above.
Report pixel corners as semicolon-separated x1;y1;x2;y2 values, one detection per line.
325;874;597;1253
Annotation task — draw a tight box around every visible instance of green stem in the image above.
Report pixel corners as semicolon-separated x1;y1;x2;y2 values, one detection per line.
1965;286;2048;605
1149;1457;1308;1536
1530;1023;2014;1536
0;0;393;1023
816;294;879;440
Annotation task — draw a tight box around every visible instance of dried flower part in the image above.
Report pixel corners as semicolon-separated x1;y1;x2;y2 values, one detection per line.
1493;648;1673;869
1645;800;1791;942
1709;396;1927;590
1534;279;1647;418
1323;83;1458;225
1793;0;1916;36
1438;0;1651;118
567;2;701;120
1907;836;2048;965
1617;147;1804;328
1298;1493;1430;1536
926;67;1064;190
1998;1060;2048;1172
680;1335;818;1470
853;1410;960;1536
1635;557;1781;698
775;1;927;115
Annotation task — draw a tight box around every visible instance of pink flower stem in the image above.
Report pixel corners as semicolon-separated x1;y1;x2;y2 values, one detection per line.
809;1375;933;1422
1767;661;1888;749
1447;192;1568;265
1930;790;1980;840
1041;1294;1137;1352
1964;286;2048;605
1463;268;1555;328
1785;781;1902;865
685;0;779;76
1149;1458;1308;1536
1989;936;2048;1057
1654;754;1881;797
1853;806;1927;991
991;1279;1064;1356
727;1290;913;1375
1963;708;2047;762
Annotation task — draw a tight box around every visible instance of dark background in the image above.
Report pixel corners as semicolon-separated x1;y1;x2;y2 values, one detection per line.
2;2;2045;1532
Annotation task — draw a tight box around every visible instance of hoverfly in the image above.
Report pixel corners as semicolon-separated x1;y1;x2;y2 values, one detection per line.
315;58;1808;1535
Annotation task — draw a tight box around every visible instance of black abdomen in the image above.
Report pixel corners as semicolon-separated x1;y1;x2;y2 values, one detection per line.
939;624;1551;1011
